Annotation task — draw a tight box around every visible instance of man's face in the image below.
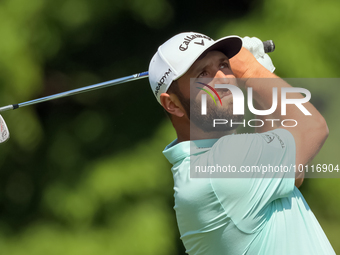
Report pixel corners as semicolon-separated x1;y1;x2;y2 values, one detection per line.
175;50;243;132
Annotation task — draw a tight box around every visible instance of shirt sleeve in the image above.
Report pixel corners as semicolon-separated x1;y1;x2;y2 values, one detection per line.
209;128;296;233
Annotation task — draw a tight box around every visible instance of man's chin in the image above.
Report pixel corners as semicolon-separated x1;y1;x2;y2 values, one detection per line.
188;97;243;135
190;115;243;134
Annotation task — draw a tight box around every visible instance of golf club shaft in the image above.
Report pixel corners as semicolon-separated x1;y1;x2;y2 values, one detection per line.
0;40;275;113
0;71;149;112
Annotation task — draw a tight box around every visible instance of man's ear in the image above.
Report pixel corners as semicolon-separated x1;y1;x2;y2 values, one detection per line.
160;93;185;118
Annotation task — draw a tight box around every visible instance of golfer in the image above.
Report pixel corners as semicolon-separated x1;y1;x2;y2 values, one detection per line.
148;32;335;255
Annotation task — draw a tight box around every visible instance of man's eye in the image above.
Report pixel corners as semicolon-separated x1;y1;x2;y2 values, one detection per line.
198;71;207;78
220;62;229;69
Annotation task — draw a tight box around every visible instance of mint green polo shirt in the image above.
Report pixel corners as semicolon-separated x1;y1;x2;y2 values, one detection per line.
163;129;335;255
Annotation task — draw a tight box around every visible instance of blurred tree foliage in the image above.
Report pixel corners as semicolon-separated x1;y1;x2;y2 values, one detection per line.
0;0;339;254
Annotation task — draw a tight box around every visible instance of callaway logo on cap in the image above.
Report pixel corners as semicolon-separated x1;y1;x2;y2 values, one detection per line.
148;32;242;104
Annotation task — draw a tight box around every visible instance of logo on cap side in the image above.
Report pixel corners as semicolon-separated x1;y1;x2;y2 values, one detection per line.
179;34;213;51
155;68;172;96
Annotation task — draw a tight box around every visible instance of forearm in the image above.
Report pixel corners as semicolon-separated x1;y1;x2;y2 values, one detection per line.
246;74;328;157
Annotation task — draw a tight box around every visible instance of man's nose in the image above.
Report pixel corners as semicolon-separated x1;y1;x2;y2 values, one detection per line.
214;70;226;78
214;70;230;84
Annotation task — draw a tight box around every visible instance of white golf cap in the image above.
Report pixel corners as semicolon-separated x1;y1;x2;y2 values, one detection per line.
148;32;242;104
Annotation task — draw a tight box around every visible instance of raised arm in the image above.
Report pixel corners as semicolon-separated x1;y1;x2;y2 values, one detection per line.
230;47;329;187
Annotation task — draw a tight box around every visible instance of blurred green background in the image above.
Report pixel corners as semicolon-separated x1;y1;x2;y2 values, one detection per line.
0;0;339;254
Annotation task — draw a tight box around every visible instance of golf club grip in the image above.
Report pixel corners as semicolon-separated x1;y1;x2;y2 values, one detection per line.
263;40;275;53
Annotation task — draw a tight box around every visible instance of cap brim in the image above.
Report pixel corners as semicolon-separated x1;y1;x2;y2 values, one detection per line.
203;36;242;59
